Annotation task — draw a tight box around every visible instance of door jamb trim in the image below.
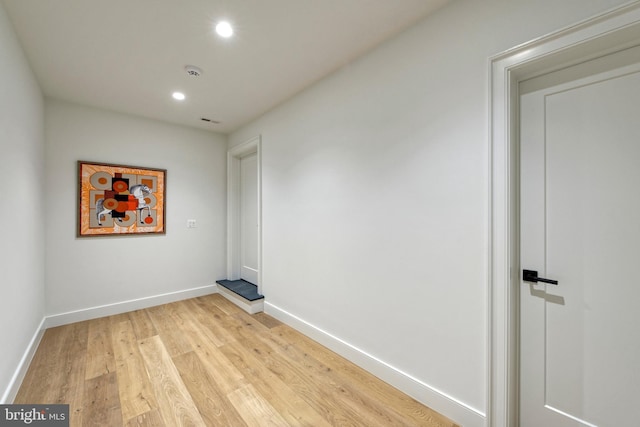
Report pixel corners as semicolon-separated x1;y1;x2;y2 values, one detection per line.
227;135;262;293
488;3;640;426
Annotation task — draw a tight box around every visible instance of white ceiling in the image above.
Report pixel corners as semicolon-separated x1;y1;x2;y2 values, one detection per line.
2;0;450;134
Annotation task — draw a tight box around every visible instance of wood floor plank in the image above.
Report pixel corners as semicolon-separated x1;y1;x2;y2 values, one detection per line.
82;372;122;426
85;316;116;380
14;326;68;403
108;312;131;327
181;298;237;346
201;293;244;316
137;335;206;427
189;296;388;425
124;409;166;427
263;323;441;427
229;312;431;427
172;351;248;427
252;312;283;329
127;309;157;340
53;321;89;427
177;312;248;395
164;300;226;348
111;320;158;420
230;331;366;425
146;305;193;358
220;339;332;427
272;325;460;427
196;295;271;339
227;384;290;427
14;323;89;426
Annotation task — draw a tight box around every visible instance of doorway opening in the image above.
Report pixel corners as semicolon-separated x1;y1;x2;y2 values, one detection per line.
222;135;263;313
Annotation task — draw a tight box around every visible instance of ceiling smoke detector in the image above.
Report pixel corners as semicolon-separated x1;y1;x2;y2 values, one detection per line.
185;65;203;77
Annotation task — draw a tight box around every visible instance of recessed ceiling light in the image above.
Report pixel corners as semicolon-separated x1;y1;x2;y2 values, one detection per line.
215;21;233;38
172;92;186;101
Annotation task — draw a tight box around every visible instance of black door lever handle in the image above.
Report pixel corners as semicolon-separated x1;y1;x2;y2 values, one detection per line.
523;269;558;285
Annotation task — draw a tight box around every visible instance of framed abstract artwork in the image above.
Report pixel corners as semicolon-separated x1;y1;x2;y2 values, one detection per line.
77;161;166;237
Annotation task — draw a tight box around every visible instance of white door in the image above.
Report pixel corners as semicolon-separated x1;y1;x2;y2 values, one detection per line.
519;47;640;426
240;152;259;284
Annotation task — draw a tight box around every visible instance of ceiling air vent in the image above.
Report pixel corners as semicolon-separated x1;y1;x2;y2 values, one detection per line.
185;65;203;77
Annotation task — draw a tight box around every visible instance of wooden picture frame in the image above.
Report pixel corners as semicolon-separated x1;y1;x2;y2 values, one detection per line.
77;161;166;237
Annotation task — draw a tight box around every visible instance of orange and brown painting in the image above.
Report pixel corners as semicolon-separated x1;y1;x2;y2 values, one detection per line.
78;162;166;236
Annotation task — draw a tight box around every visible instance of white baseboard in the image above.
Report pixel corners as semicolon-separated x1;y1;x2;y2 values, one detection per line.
45;285;218;328
217;286;264;314
264;301;486;427
1;317;46;404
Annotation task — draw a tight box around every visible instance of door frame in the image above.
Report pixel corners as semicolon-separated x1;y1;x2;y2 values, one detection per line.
227;135;262;293
488;3;640;426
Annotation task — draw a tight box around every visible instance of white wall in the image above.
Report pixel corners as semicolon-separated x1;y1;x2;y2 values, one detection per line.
45;99;227;318
0;2;45;402
229;0;629;424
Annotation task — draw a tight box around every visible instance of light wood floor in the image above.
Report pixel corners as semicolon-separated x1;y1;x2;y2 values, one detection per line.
15;294;458;427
